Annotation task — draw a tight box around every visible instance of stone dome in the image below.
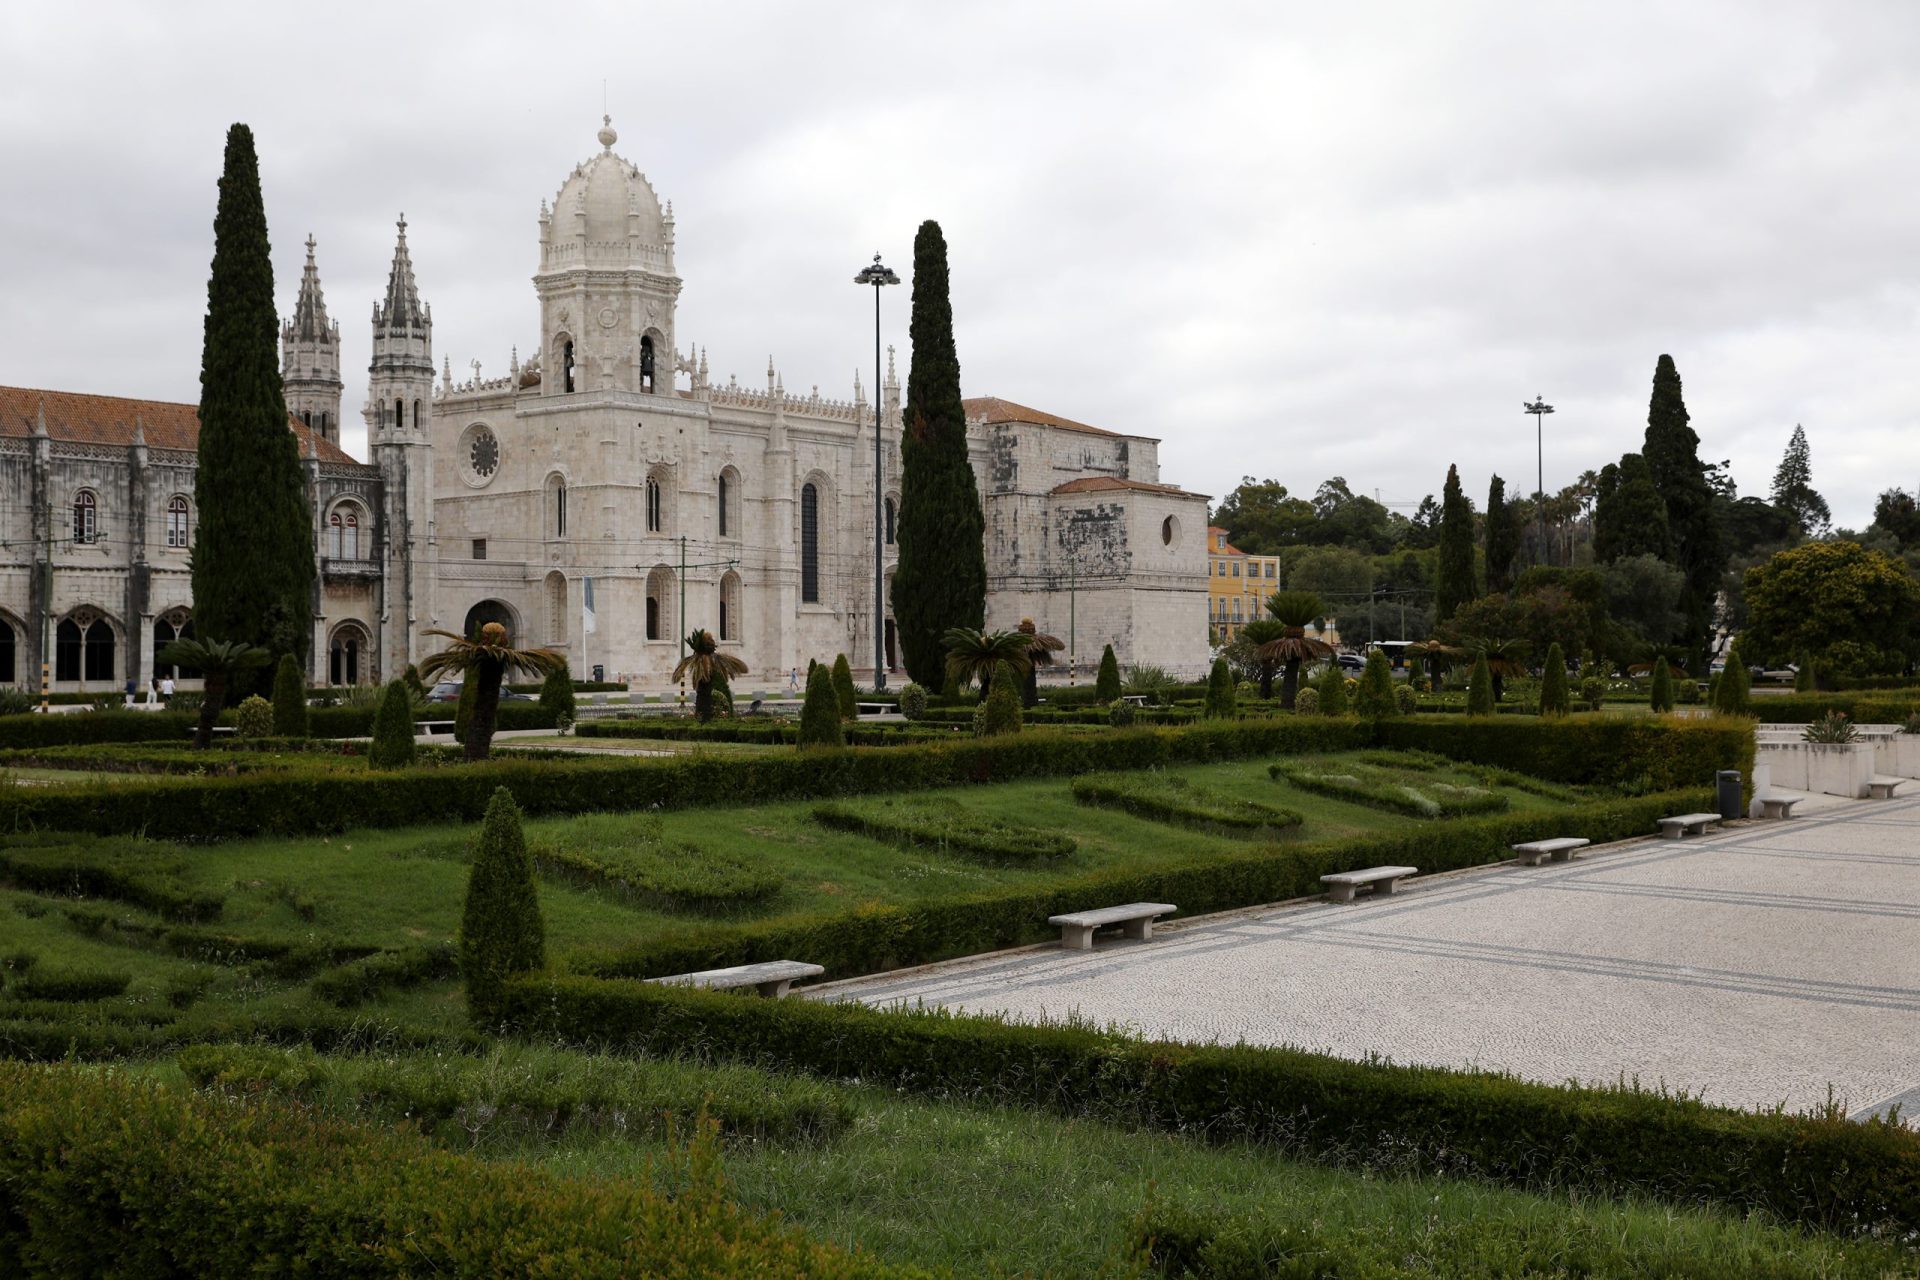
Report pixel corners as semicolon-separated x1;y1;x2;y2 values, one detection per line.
542;116;669;269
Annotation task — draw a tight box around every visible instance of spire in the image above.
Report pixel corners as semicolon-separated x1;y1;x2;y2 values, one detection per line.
31;396;47;437
885;344;899;389
378;213;425;330
292;234;330;340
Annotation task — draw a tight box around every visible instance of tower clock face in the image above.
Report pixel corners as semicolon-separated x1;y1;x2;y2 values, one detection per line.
467;426;500;480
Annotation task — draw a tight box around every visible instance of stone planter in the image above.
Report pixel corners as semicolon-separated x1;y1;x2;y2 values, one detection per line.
1753;740;1877;798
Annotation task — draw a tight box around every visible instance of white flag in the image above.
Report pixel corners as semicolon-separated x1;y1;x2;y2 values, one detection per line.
582;576;597;635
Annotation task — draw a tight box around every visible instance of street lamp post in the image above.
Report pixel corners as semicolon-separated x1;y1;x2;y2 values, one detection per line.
854;252;900;690
1524;397;1554;566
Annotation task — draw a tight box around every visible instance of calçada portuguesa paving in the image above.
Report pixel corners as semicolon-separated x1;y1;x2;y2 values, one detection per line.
820;793;1920;1120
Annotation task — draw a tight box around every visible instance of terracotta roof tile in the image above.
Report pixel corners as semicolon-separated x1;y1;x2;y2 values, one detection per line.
0;385;366;467
1050;475;1209;500
964;396;1126;438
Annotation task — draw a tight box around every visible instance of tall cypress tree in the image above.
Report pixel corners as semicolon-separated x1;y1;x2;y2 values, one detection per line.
192;124;314;684
1641;355;1722;676
1435;464;1478;624
1484;474;1518;594
893;220;986;688
1592;453;1671;563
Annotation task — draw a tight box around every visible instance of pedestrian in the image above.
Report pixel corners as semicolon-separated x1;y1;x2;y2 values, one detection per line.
123;675;136;708
160;674;175;705
146;677;160;709
787;666;800;693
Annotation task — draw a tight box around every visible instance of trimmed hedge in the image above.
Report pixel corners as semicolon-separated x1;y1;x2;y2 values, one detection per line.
565;791;1709;983
0;839;225;922
532;833;783;913
308;943;457;1007
0;711;201;749
1071;772;1304;835
812;801;1075;864
1270;762;1509;819
578;719;958;747
6;967;132;1002
500;957;1920;1239
1750;692;1920;724
1376;716;1753;792
0;1061;904;1277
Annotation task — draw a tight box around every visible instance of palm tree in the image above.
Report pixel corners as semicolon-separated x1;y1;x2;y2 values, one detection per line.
1016;617;1064;708
157;637;272;749
942;626;1033;700
1447;635;1531;702
672;629;748;723
1254;590;1333;710
417;622;565;761
1402;639;1463;694
1238;619;1287;699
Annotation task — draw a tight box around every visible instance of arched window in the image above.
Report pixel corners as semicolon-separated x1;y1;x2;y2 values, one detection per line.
165;496;190;549
563;340;576;393
884;496;896;546
328;507;361;559
644;566;674;641
57;615;114;683
328;625;367;686
719;570;742;641
800;483;820;604
302;409;312;427
413;399;422;430
545;571;569;647
394;398;404;430
320;411;329;438
153;614;196;679
717;471;731;538
0;617;15;684
640;335;656;393
548;475;568;539
72;490;97;545
646;476;663;533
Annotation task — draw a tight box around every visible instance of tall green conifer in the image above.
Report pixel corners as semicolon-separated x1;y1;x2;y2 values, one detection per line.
1642;355;1723;675
893;221;985;687
1484;475;1518;593
191;124;314;686
1435;464;1478;624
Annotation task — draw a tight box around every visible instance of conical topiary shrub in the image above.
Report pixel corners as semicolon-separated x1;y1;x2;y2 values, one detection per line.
1315;662;1349;716
368;679;417;769
1467;652;1494;716
981;660;1023;735
1095;643;1121;703
831;653;857;720
453;675;477;746
1354;649;1397;718
460;787;544;1021
798;663;845;748
538;661;576;732
1204;657;1236;718
270;653;307;738
1651;657;1675;713
1539;642;1570;717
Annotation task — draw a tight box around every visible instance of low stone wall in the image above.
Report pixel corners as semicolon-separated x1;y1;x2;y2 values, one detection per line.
1753;740;1877;798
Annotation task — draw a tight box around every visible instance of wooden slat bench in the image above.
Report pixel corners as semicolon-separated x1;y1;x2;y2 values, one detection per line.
1512;837;1589;866
1320;866;1417;903
1047;902;1176;951
1868;776;1905;801
1657;812;1720;840
646;960;824;998
1757;794;1802;819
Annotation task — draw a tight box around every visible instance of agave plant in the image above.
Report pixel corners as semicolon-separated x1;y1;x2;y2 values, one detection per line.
672;629;749;723
417;622;565;761
155;637;273;749
1255;590;1334;710
942;627;1033;701
1016;617;1065;708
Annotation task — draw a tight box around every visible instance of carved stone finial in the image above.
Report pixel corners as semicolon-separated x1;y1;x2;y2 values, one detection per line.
597;114;617;150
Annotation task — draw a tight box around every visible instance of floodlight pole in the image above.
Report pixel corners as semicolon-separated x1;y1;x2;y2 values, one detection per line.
854;253;900;690
1524;397;1555;566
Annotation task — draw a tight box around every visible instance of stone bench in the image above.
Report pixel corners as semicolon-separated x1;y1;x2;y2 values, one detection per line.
1512;837;1589;866
415;719;454;736
646;960;824;998
1868;776;1905;800
1658;812;1720;840
1758;794;1802;819
1048;902;1176;951
1320;865;1417;903
855;702;889;716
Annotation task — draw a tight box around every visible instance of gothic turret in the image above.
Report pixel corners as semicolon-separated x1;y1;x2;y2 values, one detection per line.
281;235;344;443
367;214;434;443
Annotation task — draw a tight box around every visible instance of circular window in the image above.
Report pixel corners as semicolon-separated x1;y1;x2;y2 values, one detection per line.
1161;514;1179;547
463;425;500;486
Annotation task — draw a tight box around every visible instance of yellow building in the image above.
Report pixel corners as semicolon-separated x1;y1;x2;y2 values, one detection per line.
1206;527;1340;647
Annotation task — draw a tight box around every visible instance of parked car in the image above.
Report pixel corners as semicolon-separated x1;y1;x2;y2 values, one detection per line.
1333;653;1365;674
425;680;534;703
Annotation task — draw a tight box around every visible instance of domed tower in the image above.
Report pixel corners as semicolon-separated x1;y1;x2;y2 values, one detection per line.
281;235;343;443
536;116;681;396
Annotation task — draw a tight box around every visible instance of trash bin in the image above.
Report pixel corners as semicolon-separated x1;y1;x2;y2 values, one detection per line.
1716;769;1742;820
591;664;604;683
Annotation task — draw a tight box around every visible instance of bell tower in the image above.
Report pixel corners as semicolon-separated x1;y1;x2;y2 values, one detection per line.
364;214;435;677
281;235;343;443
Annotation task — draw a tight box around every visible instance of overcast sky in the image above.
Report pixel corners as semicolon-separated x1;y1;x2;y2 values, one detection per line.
3;2;1916;529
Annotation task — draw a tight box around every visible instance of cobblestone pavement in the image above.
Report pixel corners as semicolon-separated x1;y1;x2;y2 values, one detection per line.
821;792;1920;1118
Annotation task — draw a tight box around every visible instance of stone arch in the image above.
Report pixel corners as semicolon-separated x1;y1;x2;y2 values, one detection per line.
164;493;192;550
327;619;374;686
716;464;742;539
645;464;674;534
0;607;23;685
544;570;569;648
55;605;119;684
644;564;675;642
152;607;196;681
798;470;834;605
463;598;519;644
546;471;569;539
553;332;576;393
326;497;369;559
718;569;743;642
639;329;665;393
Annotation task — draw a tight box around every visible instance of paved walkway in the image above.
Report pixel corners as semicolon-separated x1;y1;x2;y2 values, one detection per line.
822;792;1920;1119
